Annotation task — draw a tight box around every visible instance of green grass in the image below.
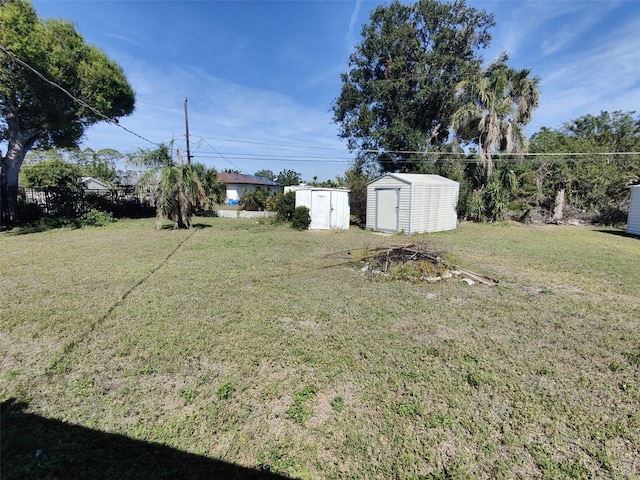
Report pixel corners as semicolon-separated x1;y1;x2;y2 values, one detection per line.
1;218;639;479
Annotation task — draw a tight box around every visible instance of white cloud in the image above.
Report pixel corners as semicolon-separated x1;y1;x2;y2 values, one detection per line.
346;0;363;53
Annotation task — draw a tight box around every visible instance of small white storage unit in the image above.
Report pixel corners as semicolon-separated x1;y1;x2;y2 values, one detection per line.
366;173;459;234
627;185;640;235
295;187;350;230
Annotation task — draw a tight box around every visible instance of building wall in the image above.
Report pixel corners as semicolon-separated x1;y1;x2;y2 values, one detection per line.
366;175;411;232
225;184;281;204
295;188;350;230
366;174;459;233
627;185;640;235
409;183;459;233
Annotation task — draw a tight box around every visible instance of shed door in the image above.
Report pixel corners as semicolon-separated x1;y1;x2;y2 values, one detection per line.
311;190;331;229
376;188;399;231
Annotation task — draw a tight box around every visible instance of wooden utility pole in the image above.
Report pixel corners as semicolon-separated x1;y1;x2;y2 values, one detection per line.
184;97;192;164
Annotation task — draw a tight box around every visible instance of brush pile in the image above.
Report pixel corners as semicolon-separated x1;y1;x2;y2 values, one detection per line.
331;244;498;286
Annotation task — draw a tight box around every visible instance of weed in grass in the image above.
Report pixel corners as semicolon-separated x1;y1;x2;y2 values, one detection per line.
294;385;318;403
461;353;477;363
196;371;217;386
285;403;311;425
425;413;454;429
286;385;318;425
257;449;295;473
217;381;235;400
424;347;440;357
608;361;623;372
330;396;345;412
47;358;71;375
178;388;197;404
71;377;94;396
394;401;421;417
535;366;555;376
623;349;640;367
425;463;468;479
466;371;482;388
138;364;156;375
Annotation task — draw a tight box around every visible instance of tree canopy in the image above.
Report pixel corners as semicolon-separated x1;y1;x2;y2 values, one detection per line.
254;169;276;181
528;111;640;221
276;169;302;186
0;0;135;222
332;0;495;173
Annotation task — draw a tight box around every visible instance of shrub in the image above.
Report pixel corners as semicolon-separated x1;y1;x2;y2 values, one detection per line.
83;209;114;226
483;181;508;222
241;189;269;211
291;206;311;230
274;192;296;221
468;189;485;222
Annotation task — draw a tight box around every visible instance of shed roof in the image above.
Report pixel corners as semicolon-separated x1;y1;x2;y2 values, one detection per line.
293;187;351;193
370;173;459;186
217;172;281;186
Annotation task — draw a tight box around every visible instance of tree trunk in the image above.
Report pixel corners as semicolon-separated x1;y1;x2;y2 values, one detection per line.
2;95;41;223
478;137;493;187
553;187;565;222
1;136;39;223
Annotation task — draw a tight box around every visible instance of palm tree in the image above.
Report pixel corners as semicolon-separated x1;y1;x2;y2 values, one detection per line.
453;56;540;185
129;144;205;229
191;163;226;209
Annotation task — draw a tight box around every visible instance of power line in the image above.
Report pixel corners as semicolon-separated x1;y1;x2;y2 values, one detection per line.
184;134;640;160
199;138;248;174
0;43;159;147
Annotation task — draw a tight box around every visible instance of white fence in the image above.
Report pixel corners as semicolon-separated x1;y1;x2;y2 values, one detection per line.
214;210;277;219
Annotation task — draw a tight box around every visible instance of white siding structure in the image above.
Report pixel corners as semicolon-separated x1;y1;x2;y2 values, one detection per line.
217;172;283;205
366;174;459;234
295;188;350;230
627;185;640;235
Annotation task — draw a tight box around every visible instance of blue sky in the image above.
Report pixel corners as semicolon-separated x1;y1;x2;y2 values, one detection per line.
29;0;640;181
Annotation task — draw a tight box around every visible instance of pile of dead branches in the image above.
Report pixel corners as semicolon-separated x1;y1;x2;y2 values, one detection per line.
327;243;498;286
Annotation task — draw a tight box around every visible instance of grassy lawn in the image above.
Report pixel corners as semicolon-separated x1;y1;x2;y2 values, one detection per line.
1;218;639;479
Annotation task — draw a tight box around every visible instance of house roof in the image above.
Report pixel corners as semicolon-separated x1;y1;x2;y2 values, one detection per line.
217;172;281;186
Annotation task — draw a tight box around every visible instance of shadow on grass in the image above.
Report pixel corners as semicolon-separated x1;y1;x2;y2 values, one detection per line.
2;218;83;235
157;223;213;230
1;399;291;480
595;228;639;239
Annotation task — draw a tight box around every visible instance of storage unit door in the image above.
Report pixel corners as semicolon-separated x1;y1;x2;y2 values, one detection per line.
376;188;399;231
310;190;331;229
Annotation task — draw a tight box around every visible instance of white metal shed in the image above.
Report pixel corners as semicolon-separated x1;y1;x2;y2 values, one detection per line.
295;188;350;230
627;185;640;235
366;173;459;234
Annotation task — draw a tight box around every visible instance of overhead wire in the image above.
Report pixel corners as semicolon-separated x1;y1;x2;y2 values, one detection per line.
184;134;640;162
198;137;248;174
3;43;639;169
0;42;159;147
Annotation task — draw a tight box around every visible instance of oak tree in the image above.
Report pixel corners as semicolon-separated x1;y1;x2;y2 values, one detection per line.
0;0;135;221
332;0;494;173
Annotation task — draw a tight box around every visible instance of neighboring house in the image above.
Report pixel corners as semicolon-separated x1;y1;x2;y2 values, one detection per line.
366;173;459;234
217;172;283;205
627;185;640;236
79;177;109;191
